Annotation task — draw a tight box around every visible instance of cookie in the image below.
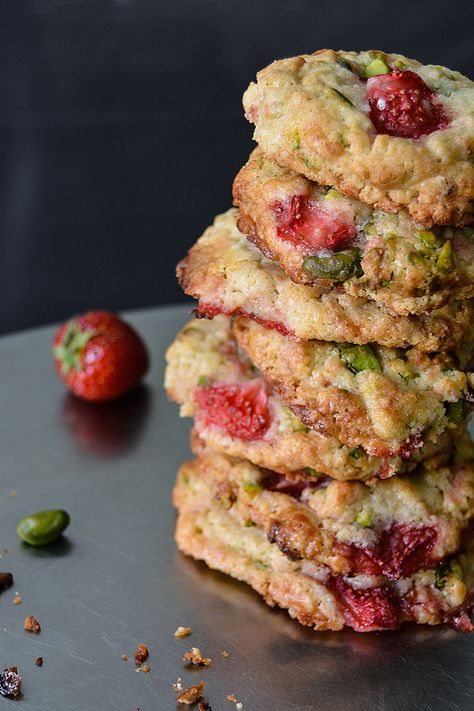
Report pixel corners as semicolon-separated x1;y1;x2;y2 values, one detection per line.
234;148;474;316
177;209;474;351
233;317;472;458
174;453;474;632
165;315;461;478
243;50;474;226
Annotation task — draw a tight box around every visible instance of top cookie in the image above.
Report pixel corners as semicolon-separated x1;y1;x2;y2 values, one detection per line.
243;49;474;226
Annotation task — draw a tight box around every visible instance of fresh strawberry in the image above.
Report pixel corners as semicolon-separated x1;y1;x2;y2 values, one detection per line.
367;70;448;139
53;311;149;402
273;195;356;252
335;578;400;632
195;379;271;441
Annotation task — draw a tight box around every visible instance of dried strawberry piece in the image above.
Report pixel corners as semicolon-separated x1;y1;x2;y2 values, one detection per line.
335;578;399;632
367;70;449;139
262;472;317;499
195;379;271;441
0;667;22;699
376;523;437;579
273;195;356;252
450;610;474;633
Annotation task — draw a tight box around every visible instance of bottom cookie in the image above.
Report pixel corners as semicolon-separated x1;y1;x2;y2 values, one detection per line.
173;455;474;633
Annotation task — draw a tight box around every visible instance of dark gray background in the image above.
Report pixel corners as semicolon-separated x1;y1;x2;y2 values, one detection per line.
1;0;473;334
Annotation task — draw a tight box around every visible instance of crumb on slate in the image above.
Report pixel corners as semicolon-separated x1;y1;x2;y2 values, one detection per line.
227;695;237;703
13;593;22;605
35;657;43;667
134;643;149;666
174;626;192;638
0;573;13;593
24;615;41;633
176;681;205;705
182;647;212;667
0;667;22;699
222;650;230;658
121;654;128;661
173;677;183;692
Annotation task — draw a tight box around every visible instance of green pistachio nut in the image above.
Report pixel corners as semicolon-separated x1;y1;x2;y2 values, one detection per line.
363;221;377;237
356;510;372;527
293;128;301;150
436;240;454;272
304;468;324;479
324;188;343;200
338;344;382;374
435;560;464;591
417;230;439;250
243;483;263;498
302;248;362;282
363;57;391;78
17;509;70;546
446;399;468;425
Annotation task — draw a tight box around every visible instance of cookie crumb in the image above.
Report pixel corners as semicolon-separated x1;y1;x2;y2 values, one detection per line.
141;664;151;673
0;573;13;593
0;667;22;699
134;643;148;665
227;694;237;702
13;593;22;605
35;657;43;667
173;677;183;692
121;654;128;661
236;704;243;710
222;650;230;658
174;626;192;638
176;681;205;705
24;615;41;633
182;647;212;667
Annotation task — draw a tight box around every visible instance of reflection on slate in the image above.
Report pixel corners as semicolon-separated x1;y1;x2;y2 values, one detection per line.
1;1;473;333
60;384;151;458
174;550;471;711
20;536;73;560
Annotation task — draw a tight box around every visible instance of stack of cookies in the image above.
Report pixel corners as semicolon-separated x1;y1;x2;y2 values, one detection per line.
165;50;474;632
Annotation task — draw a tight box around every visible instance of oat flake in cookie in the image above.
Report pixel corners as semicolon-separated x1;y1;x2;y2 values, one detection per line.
243;50;474;226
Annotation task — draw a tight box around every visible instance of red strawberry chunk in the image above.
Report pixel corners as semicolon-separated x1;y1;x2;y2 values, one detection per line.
338;523;437;579
273;195;356;252
335;578;400;631
336;543;382;577
195;379;271;441
375;523;437;579
194;303;295;338
367;70;449;139
262;472;318;499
